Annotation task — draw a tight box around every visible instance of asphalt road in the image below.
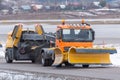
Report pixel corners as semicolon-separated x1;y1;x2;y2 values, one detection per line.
0;59;120;80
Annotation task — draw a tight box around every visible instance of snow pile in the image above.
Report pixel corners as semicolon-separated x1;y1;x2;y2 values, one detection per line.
110;44;120;67
0;48;4;58
79;12;96;16
0;70;40;80
0;43;5;58
94;44;120;67
0;70;65;80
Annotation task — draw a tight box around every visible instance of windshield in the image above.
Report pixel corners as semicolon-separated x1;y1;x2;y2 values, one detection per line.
62;29;93;42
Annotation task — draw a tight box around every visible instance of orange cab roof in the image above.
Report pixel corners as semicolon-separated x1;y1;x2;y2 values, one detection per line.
57;24;91;29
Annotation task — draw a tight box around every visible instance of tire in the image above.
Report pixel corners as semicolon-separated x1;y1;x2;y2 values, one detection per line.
35;52;42;64
41;52;53;66
82;65;89;68
5;53;13;63
55;64;62;68
31;59;35;63
64;62;74;67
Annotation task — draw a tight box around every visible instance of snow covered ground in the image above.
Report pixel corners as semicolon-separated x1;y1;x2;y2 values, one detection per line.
0;70;67;80
94;44;120;67
110;44;120;66
0;43;5;58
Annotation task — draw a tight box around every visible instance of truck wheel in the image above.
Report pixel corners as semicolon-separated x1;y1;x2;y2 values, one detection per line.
41;52;52;66
41;56;48;66
31;59;35;63
64;62;74;67
82;65;89;68
5;53;13;63
48;59;53;66
55;64;62;67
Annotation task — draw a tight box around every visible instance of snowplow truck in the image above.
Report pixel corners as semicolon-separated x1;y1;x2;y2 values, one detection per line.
41;20;117;67
5;24;49;63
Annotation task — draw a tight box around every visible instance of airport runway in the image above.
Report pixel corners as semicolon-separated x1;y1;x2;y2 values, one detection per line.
0;59;120;80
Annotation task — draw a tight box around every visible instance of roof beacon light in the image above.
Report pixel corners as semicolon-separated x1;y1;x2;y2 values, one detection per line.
81;19;85;24
62;19;65;25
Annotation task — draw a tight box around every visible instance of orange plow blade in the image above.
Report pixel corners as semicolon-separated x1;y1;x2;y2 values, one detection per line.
68;47;117;64
52;48;64;66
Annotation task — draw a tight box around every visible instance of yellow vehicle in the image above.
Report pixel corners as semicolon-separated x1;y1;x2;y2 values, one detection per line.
40;20;117;67
5;24;49;63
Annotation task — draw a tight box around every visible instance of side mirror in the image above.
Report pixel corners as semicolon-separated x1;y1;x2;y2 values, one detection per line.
57;33;62;39
56;30;62;39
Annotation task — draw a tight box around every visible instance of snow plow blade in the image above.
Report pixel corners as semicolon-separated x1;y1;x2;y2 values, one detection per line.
68;47;117;64
53;48;64;66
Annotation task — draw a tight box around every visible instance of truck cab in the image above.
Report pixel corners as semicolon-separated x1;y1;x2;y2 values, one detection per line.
56;24;95;51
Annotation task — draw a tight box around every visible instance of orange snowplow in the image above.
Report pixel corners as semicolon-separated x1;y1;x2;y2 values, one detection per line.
40;20;117;67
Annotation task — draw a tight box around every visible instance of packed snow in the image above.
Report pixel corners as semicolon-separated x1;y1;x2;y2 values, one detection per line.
110;45;120;66
0;43;5;58
0;70;65;80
